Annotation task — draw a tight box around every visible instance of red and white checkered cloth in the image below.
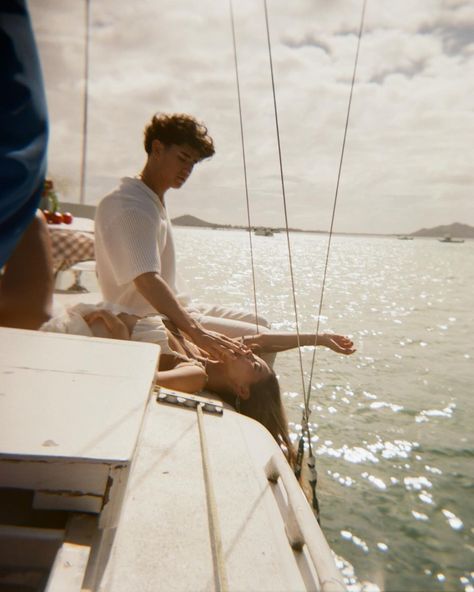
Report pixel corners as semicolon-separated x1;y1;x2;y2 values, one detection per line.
50;229;95;273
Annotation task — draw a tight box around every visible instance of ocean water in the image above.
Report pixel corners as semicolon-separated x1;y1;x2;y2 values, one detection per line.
172;227;474;592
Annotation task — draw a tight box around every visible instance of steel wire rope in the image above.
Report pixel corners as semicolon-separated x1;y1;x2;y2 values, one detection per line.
262;0;307;399
262;0;318;515
229;0;260;332
262;0;367;519
304;0;367;419
229;0;366;517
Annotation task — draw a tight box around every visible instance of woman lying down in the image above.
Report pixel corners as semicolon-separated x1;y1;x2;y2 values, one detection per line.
40;303;355;467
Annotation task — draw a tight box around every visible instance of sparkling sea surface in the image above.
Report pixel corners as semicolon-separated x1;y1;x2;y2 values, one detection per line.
172;226;474;592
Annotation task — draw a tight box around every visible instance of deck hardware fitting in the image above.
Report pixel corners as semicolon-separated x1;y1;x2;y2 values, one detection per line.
156;391;223;416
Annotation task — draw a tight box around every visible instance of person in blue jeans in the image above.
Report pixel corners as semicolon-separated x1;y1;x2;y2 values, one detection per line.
0;0;53;329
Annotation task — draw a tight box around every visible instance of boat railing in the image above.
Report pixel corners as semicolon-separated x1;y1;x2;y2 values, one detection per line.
265;454;346;592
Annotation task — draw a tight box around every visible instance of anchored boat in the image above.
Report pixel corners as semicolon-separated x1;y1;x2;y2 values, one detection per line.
439;235;465;243
254;227;274;237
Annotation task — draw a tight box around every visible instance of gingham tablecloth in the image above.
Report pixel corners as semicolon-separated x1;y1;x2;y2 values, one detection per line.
50;229;95;273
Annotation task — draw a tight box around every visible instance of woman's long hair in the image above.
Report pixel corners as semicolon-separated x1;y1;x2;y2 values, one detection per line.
220;370;295;467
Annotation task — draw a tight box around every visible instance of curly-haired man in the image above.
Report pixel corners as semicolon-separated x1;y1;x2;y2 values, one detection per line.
95;113;270;362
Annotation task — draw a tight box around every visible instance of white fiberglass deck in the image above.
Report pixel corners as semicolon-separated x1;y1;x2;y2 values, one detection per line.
101;390;346;592
0;327;159;516
0;328;345;591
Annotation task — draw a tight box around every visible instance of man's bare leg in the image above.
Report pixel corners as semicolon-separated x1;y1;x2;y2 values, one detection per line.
0;211;54;330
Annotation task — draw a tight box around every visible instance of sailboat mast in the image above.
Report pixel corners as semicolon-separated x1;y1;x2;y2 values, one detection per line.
79;0;91;204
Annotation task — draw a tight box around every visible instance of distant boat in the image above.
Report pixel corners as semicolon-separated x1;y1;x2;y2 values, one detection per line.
254;227;274;237
439;235;465;243
398;235;413;240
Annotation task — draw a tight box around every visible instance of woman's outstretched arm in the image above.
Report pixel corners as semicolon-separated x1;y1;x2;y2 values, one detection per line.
241;332;356;355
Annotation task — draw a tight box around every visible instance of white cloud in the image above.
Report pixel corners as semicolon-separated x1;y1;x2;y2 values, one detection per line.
29;0;474;234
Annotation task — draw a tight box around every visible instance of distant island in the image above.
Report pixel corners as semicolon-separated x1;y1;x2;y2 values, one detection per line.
172;214;333;235
171;215;221;229
171;215;474;238
409;222;474;239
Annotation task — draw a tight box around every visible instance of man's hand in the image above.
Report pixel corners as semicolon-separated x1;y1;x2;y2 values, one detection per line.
187;326;250;361
320;333;356;355
134;272;252;360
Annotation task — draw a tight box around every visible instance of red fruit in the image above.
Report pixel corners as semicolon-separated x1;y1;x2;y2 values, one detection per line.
51;211;63;224
42;209;51;222
62;212;73;224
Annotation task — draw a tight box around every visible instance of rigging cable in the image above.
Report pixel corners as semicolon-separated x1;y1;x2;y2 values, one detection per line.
262;0;318;513
263;0;367;520
262;0;307;400
229;0;260;332
229;0;366;518
304;0;367;421
302;0;367;519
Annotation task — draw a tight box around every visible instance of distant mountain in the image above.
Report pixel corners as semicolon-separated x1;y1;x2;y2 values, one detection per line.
411;222;474;238
171;214;316;233
171;215;474;238
171;214;219;228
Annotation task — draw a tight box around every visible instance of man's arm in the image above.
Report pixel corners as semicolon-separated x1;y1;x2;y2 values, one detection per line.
134;272;245;360
241;332;356;355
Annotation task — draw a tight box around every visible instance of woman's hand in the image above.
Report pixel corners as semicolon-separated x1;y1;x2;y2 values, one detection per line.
320;333;356;355
83;309;131;340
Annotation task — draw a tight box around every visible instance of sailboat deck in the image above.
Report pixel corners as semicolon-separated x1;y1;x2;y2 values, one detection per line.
0;327;345;591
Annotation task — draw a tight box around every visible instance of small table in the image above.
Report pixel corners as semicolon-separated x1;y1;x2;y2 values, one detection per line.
49;218;95;287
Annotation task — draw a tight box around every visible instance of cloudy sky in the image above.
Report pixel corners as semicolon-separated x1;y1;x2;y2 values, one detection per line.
30;0;473;234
